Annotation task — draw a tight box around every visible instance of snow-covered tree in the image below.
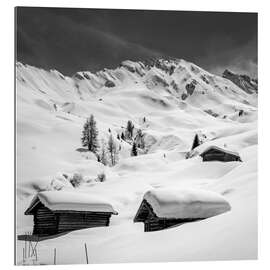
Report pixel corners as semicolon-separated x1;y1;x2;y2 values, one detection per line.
99;141;108;166
136;129;145;149
107;134;118;166
131;142;138;156
81;114;99;153
126;120;134;139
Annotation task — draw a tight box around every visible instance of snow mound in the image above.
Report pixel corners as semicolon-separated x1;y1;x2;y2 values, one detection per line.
144;188;231;219
149;134;183;152
33;191;118;214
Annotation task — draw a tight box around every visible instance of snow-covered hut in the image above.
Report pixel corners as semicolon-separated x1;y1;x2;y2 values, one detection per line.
25;191;118;236
134;188;231;232
200;146;242;162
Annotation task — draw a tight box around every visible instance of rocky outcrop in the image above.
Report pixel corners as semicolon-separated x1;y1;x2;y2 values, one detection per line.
185;81;196;95
222;69;258;94
104;80;115;88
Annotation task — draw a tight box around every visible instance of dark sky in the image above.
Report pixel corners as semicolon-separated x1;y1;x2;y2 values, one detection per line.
16;7;258;78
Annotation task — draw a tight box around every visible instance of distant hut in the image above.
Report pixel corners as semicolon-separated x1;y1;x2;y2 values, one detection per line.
134;188;231;232
25;191;118;236
200;146;242;162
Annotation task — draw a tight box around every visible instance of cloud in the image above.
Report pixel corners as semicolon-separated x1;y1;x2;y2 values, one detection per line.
16;8;161;75
16;8;257;78
199;36;257;78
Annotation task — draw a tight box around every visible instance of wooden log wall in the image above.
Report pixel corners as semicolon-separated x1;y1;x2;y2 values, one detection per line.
57;212;111;233
203;153;225;162
33;206;58;235
144;217;204;232
202;149;240;162
32;205;113;235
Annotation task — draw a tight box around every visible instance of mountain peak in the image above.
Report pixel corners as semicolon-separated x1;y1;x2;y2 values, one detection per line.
222;69;257;94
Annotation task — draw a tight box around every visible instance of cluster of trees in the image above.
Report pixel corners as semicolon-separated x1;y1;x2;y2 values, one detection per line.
81;115;146;164
81;115;118;166
123;120;145;157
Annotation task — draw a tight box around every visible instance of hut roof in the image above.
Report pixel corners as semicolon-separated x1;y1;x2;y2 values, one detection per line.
25;191;118;215
135;188;231;220
199;145;240;157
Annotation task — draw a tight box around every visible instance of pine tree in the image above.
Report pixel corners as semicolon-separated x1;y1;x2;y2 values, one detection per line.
107;134;118;166
121;132;125;140
126;120;134;139
191;134;200;150
136;129;145;149
117;134;120;140
131;142;138;156
81;114;99;153
100;142;107;166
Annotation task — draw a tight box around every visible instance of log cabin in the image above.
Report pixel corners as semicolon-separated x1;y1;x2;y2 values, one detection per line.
134;199;202;232
25;191;118;236
134;188;231;232
199;146;242;162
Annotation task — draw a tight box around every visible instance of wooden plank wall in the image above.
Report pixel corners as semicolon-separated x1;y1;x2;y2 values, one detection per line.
57;212;111;233
33;206;58;235
144;217;203;232
33;205;113;235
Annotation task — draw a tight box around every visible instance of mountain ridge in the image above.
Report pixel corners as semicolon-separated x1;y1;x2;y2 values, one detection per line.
17;58;258;102
222;69;258;94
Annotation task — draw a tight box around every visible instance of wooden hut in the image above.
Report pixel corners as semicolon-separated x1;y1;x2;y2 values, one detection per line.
25;191;118;236
199;146;242;162
134;199;201;232
134;188;231;232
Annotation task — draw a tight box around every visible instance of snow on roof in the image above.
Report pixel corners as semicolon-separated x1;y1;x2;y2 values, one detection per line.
25;191;118;215
143;188;231;219
200;145;240;157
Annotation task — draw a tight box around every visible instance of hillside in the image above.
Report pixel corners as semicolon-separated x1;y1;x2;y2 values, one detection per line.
16;58;257;264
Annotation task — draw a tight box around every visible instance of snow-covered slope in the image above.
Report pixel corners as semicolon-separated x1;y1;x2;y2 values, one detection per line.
16;58;257;264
